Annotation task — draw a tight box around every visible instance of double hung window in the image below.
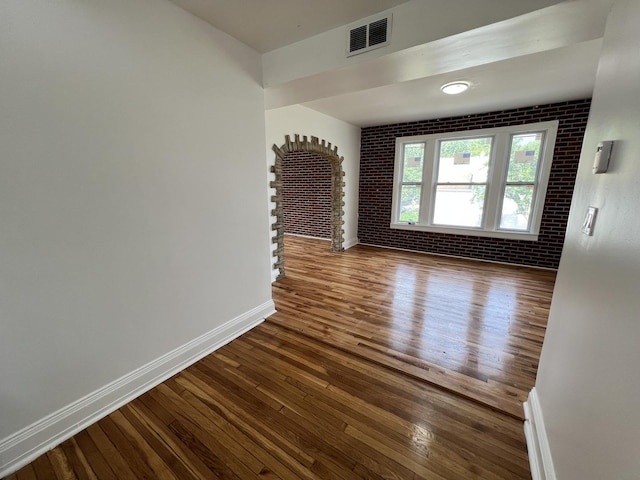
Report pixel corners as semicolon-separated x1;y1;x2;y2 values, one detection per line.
391;121;558;240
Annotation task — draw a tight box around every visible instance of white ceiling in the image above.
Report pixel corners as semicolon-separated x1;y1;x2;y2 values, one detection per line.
168;0;412;53
169;0;612;127
303;40;602;127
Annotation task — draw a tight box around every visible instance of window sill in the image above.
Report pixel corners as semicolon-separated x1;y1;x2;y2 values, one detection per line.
390;223;539;241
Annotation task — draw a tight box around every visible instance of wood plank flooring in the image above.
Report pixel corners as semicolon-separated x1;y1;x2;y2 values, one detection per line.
271;236;555;419
6;235;555;479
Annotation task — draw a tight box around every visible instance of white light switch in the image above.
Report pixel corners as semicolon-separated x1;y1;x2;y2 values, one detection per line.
582;207;598;236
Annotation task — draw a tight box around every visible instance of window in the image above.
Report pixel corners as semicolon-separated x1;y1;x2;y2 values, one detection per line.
391;121;558;240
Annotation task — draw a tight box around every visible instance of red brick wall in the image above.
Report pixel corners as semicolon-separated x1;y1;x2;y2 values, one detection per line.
358;99;591;269
282;151;331;239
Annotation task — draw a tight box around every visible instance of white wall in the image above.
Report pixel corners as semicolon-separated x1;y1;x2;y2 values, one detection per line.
0;0;272;465
534;0;640;478
265;105;361;265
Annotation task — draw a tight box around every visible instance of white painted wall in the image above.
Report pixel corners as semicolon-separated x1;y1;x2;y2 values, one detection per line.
534;0;640;478
0;0;271;449
265;105;361;269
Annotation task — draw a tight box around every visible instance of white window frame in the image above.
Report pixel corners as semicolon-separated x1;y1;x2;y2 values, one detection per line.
390;121;559;241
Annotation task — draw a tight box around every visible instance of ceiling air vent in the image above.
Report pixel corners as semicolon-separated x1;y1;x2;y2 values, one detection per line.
346;14;392;57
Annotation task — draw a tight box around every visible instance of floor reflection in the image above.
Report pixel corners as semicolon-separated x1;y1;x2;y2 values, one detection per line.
276;235;556;413
389;258;526;384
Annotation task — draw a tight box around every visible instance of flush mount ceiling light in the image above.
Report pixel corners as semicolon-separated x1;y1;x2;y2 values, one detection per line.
441;81;470;95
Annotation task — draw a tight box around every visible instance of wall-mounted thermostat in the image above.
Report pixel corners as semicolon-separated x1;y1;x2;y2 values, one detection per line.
593;140;613;174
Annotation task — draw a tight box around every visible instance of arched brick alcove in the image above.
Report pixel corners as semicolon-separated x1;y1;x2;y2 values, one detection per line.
270;134;345;280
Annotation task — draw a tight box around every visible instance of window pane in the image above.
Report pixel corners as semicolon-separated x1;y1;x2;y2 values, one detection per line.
433;185;485;227
507;133;542;182
500;185;534;230
399;185;421;223
402;143;425;182
437;137;492;183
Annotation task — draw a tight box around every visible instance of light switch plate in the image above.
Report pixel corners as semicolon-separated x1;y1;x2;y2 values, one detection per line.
582;206;598;236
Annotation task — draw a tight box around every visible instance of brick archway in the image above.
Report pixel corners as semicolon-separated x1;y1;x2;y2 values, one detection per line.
270;134;345;280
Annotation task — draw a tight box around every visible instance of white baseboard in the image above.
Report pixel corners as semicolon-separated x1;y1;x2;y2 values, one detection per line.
359;242;557;271
0;300;276;478
524;387;556;480
343;237;359;250
283;233;330;241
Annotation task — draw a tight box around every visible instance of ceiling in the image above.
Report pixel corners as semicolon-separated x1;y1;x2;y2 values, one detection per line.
303;40;602;127
169;0;612;127
168;0;412;53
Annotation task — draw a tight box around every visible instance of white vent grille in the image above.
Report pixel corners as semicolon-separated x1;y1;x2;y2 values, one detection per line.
346;14;392;57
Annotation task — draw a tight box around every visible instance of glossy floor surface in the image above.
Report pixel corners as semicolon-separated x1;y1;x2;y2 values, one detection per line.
272;236;555;419
6;236;554;479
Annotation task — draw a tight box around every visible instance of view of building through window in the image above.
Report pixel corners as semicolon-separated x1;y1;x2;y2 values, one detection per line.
399;143;424;223
500;133;543;230
433;137;492;228
392;122;557;238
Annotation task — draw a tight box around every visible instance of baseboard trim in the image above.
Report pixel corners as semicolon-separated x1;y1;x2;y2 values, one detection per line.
359;242;557;271
0;300;276;478
283;233;330;241
524;387;556;480
343;237;359;250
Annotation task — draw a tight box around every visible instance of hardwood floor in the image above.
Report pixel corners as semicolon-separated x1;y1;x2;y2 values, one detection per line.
6;235;555;479
271;236;555;419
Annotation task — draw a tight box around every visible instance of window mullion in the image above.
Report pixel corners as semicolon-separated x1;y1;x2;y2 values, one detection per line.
420;140;436;225
484;133;509;231
392;140;403;223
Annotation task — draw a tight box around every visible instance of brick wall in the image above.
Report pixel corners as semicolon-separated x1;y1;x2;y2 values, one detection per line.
282;151;332;238
358;99;591;269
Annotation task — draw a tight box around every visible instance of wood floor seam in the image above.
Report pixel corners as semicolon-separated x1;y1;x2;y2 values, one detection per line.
265;319;526;422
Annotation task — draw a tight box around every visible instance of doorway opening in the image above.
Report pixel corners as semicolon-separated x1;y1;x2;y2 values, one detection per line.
270;134;345;280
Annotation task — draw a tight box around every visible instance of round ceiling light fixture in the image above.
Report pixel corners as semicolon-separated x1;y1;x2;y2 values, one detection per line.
441;81;470;95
